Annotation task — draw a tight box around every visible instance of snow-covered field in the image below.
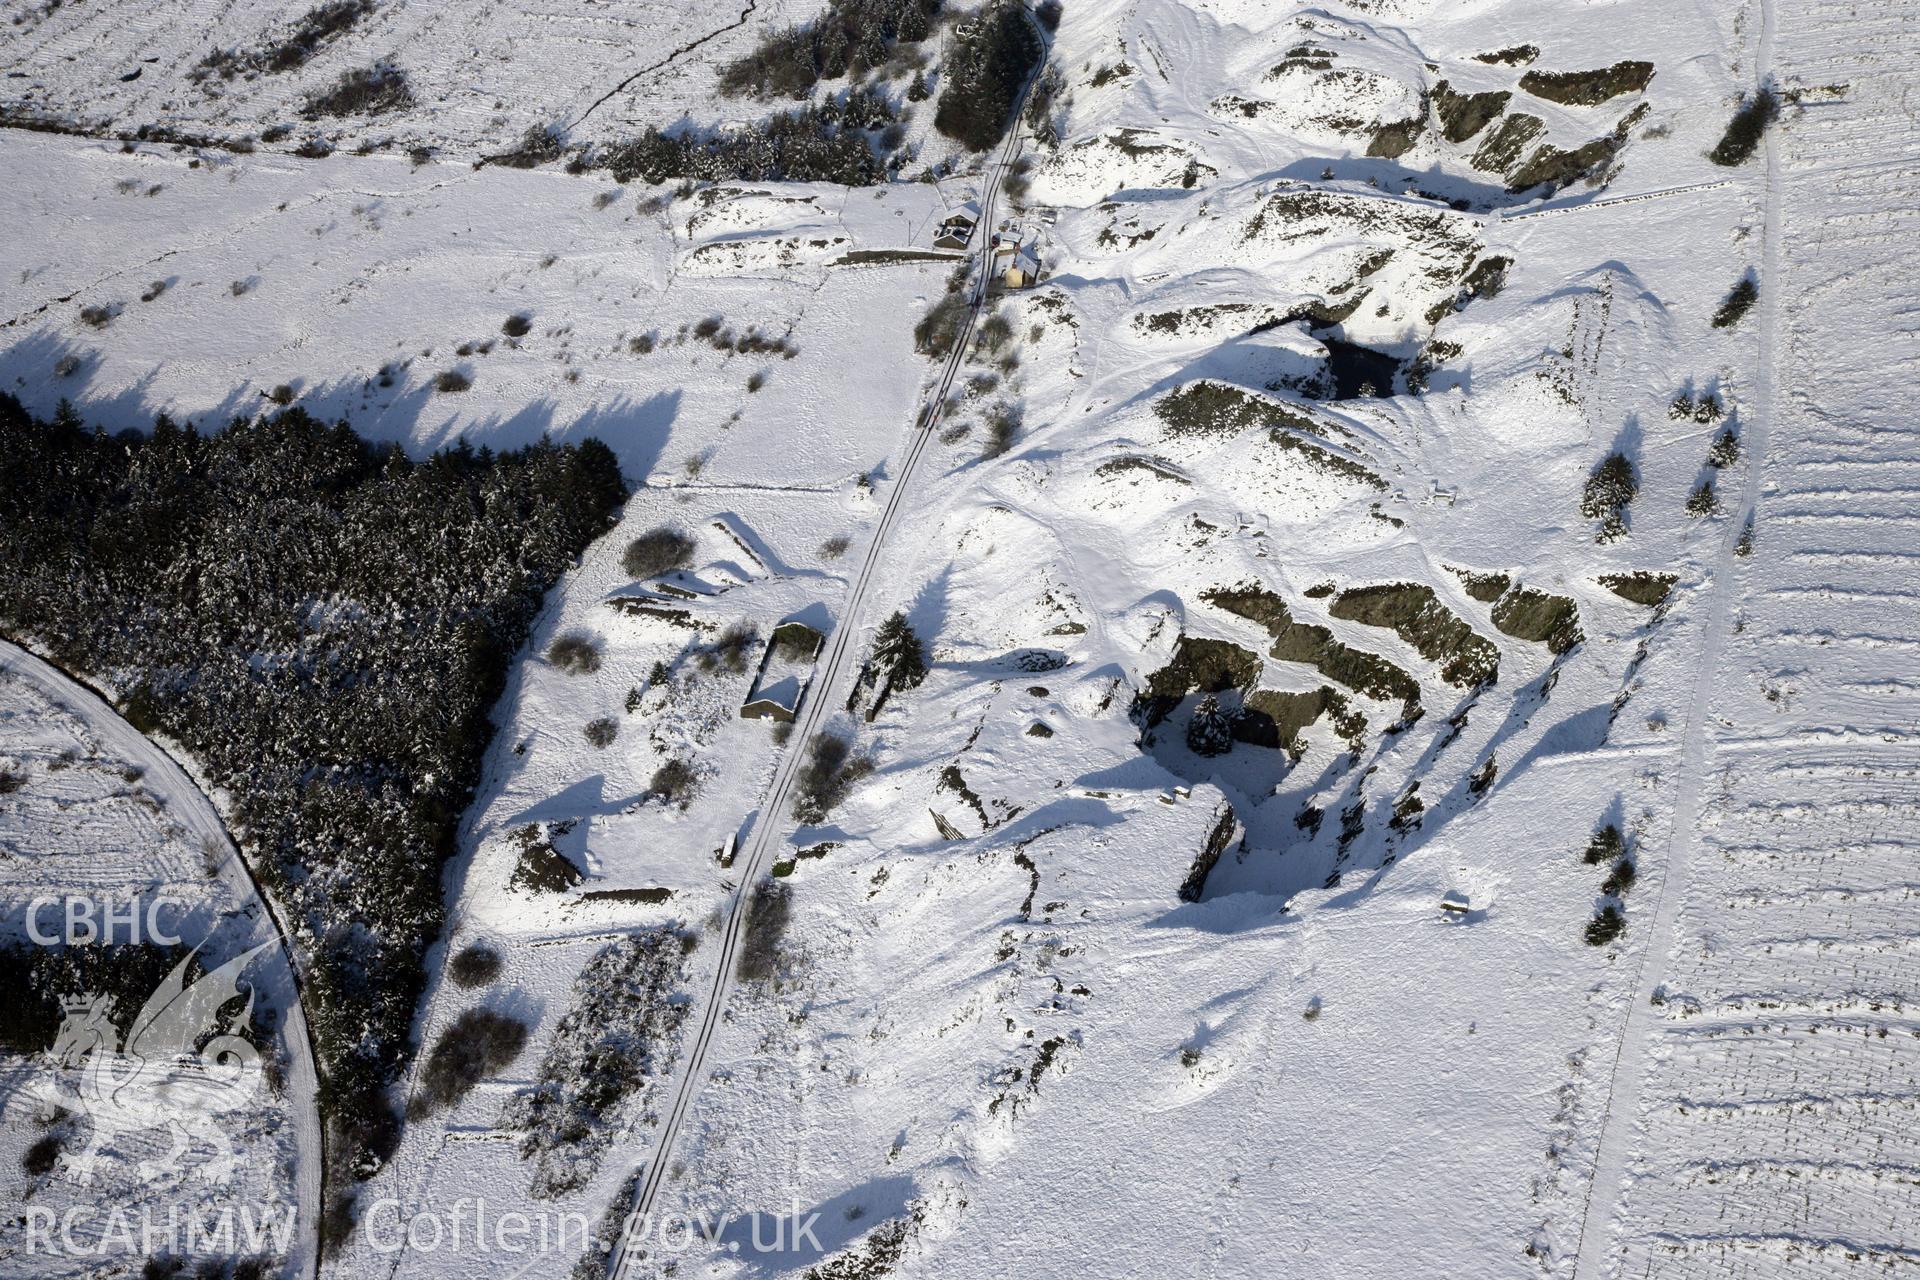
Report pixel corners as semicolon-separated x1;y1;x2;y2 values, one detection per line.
0;132;963;484
3;0;1918;1276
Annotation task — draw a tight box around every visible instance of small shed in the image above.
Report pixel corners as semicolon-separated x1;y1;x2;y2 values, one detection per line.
1004;247;1040;288
933;200;982;250
991;240;1041;289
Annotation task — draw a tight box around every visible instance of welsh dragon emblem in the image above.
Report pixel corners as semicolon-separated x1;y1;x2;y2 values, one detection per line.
30;943;271;1186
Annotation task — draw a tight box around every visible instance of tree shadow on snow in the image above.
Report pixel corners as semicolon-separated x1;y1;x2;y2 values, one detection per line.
713;1173;919;1275
0;324;676;480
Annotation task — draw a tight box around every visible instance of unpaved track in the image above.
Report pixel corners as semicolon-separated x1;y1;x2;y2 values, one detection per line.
1570;0;1805;1271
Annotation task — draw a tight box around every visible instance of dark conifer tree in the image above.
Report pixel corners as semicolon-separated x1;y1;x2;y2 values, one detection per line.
872;610;928;693
1187;695;1234;757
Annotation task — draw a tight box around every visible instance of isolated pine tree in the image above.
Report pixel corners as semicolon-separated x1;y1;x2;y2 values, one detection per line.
1734;514;1756;557
1585;904;1627;946
872;611;928;692
1712;277;1759;329
1186;695;1234;757
1583;823;1626;864
1707;428;1740;468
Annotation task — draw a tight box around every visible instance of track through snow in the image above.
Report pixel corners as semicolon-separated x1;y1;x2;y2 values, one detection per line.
1568;0;1786;1266
599;24;1048;1279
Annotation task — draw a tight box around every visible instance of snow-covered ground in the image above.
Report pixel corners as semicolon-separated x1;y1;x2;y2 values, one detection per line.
1575;0;1920;1272
0;131;968;485
0;0;817;154
3;0;1918;1276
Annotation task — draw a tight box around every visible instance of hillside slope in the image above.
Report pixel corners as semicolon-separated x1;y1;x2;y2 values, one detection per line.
3;0;1915;1277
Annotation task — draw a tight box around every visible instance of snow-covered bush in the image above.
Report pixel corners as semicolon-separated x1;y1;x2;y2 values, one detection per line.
497;123;566;170
410;1008;528;1119
736;879;793;984
978;312;1013;352
792;732;873;824
1024;61;1068;146
448;942;504;988
913;293;969;358
548;631;604;675
510;823;584;894
193;0;373;81
301;63;413;120
648;758;698;807
981;404;1020;458
699;622;759;674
